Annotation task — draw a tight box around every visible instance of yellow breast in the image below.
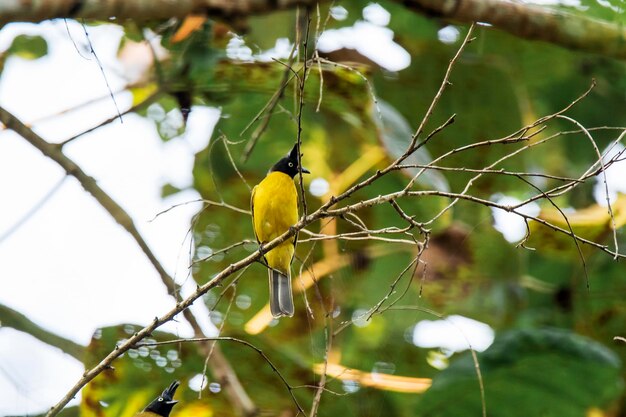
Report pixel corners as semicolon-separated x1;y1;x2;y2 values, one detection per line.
252;172;299;273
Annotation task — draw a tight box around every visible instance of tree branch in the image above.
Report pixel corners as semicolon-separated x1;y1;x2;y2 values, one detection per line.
0;303;85;361
2;0;626;60
401;0;626;59
0;0;323;27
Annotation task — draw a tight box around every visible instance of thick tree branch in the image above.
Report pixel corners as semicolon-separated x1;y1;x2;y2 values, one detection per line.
401;0;626;59
2;0;626;60
0;0;322;27
0;303;86;361
0;106;256;417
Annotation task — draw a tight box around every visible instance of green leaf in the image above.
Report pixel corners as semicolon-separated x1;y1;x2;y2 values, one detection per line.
6;35;48;60
161;183;182;198
417;328;624;417
374;99;450;192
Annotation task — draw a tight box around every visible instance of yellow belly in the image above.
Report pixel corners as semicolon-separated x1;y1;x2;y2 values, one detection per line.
252;172;298;274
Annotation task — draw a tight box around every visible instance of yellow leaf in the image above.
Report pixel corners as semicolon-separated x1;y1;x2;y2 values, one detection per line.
527;193;626;257
586;407;606;417
174;401;214;417
313;362;431;393
325;145;386;198
129;83;159;107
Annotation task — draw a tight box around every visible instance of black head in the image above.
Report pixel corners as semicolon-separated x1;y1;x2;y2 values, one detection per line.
143;380;180;417
269;143;310;178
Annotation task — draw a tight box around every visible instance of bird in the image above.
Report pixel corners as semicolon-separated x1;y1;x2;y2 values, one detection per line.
251;143;309;318
135;380;180;417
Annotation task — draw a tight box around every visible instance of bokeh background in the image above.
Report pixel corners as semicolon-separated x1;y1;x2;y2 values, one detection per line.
1;1;625;416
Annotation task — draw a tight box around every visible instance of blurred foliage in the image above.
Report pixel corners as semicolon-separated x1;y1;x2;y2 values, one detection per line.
417;328;624;417
0;34;47;73
3;0;624;416
5;34;48;59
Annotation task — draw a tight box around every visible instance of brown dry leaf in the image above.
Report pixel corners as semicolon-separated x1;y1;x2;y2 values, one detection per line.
172;15;207;43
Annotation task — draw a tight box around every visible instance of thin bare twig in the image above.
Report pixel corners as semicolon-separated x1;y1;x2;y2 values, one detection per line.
556;114;618;258
59;90;160;147
192;240;254;265
385;305;486;417
136;336;307;416
310;311;332;417
409;26;475;151
296;7;312;217
80;20;123;123
240;34;299;162
151;198;250;221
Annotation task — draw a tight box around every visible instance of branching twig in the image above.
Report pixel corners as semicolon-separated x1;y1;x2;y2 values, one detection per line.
408;26;474;151
296;7;311;217
58;90;160;147
192;239;254;265
556;114;618;258
80;20;123;123
240;26;299;162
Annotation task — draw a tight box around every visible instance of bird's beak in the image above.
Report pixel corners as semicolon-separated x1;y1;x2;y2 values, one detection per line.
162;380;180;400
166;400;178;405
300;167;310;174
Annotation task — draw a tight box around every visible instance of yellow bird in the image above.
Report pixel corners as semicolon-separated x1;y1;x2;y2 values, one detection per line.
135;381;179;417
251;143;309;318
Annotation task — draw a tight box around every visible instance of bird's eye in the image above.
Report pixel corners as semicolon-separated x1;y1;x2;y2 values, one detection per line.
158;397;163;402
288;162;294;167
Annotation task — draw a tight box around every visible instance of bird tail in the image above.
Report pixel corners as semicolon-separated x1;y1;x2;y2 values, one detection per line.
269;269;294;318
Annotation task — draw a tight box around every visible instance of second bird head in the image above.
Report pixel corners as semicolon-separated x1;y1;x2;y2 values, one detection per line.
269;143;310;178
141;380;180;417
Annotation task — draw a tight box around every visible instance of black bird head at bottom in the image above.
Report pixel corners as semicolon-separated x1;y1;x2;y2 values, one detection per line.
269;143;311;178
144;380;180;417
